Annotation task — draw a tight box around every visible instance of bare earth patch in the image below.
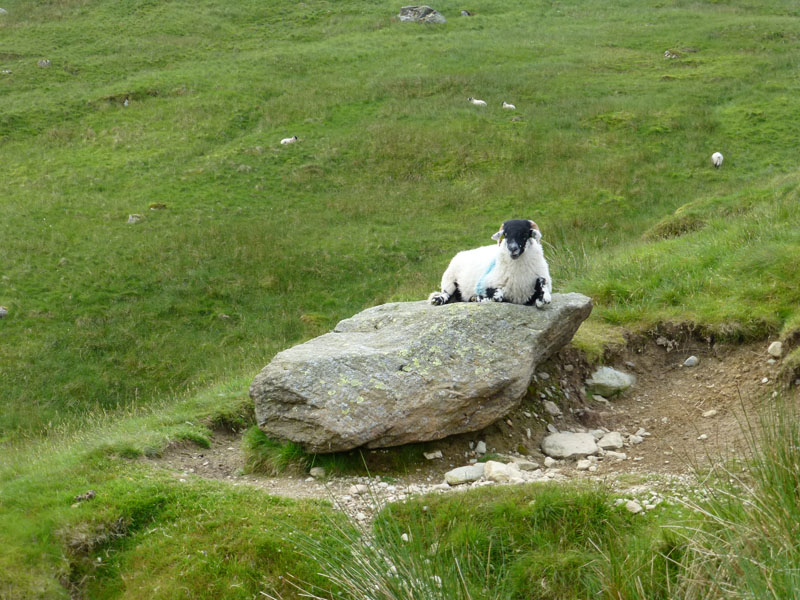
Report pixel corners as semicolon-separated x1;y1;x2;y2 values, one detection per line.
147;337;796;513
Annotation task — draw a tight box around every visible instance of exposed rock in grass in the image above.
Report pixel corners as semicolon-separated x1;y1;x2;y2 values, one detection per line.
625;500;643;514
0;306;7;318
683;355;699;367
398;5;446;23
768;341;783;358
127;214;143;224
251;294;592;452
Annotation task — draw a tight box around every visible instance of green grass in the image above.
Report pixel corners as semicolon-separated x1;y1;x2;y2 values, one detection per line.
2;0;800;597
279;482;686;600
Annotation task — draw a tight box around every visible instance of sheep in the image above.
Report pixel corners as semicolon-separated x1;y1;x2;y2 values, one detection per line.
428;219;552;308
502;101;516;110
711;152;723;168
281;136;298;145
468;97;487;107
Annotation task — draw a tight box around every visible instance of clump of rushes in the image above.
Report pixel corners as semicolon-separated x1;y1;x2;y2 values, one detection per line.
676;397;800;599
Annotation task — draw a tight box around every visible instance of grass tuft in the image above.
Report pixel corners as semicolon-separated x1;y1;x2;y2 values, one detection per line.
243;426;309;475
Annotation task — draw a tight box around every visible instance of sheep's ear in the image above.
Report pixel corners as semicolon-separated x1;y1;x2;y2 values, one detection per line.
491;227;505;243
529;220;542;241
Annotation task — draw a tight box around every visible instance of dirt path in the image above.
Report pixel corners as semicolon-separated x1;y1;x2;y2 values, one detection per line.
147;337;795;512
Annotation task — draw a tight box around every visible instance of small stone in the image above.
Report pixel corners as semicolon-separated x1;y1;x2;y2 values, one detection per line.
423;450;443;460
564;364;574;372
767;341;783;358
585;367;635;396
127;214;144;224
576;459;591;471
767;359;777;365
702;409;717;418
0;306;7;318
475;441;487;455
605;451;627;460
509;458;538;471
484;460;519;483
523;411;532;418
543;400;562;416
537;372;550;380
526;428;532;439
697;434;708;441
628;434;644;445
683;356;699;367
37;59;51;68
444;464;485;485
348;484;369;495
597;431;624;450
645;504;657;511
309;467;326;479
625;501;643;514
541;432;598;459
761;377;769;384
546;423;559;434
543;456;557;468
401;533;409;542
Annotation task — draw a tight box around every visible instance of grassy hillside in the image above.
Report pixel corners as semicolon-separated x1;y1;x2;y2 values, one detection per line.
1;0;800;597
2;0;799;439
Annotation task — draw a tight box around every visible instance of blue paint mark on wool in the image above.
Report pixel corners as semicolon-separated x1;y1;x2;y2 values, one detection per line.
475;258;497;297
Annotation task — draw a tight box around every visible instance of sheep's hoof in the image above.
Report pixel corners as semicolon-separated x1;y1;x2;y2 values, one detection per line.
429;292;448;305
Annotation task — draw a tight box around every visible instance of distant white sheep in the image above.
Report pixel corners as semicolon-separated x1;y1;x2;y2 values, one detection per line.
429;219;552;307
502;101;516;110
711;152;723;168
468;97;487;107
281;136;298;145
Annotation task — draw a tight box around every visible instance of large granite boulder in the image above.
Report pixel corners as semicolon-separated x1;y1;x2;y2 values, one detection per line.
250;294;592;453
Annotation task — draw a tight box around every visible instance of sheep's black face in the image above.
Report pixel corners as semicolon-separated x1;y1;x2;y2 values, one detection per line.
495;219;540;260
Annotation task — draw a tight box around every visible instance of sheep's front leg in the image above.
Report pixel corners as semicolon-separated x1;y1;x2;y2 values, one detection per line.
429;282;462;305
526;278;550;308
429;291;451;305
541;277;552;306
478;287;505;303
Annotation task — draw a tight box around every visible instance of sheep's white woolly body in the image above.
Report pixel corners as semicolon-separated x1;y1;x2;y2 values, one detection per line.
430;220;552;307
